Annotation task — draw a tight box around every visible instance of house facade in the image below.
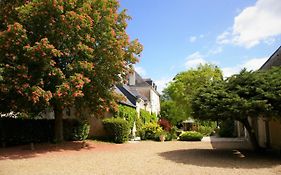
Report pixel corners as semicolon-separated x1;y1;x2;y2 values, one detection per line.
90;70;161;137
38;69;161;138
126;71;161;116
251;46;281;149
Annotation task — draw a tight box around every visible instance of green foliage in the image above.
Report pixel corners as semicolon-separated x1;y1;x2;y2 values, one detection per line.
165;132;177;141
192;69;281;122
63;119;90;141
151;113;158;123
140;109;151;124
135;116;143;136
161;64;223;125
179;131;203;141
196;125;215;136
0;118;89;146
192;68;281;149
139;122;163;140
219;119;235;137
0;0;142;142
102;118;130;143
71;121;90;141
195;120;216;136
154;130;167;141
115;105;137;131
160;100;184;125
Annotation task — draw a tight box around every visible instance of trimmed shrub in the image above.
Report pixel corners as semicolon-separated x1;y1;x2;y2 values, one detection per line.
102;118;130;143
179;131;203;141
139;122;163;140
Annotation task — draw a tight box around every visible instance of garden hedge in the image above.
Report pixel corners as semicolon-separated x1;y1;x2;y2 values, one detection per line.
179;131;203;141
102;117;130;143
0;118;89;146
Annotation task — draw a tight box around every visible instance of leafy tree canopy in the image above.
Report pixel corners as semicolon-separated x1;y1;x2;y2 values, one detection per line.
192;67;281;150
0;0;142;141
160;64;223;124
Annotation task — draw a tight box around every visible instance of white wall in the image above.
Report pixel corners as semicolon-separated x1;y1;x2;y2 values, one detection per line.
150;89;160;116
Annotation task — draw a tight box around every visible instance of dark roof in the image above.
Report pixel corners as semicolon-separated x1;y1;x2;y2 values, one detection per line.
114;70;161;108
260;46;281;70
135;71;151;87
134;71;161;96
114;86;136;108
128;86;149;102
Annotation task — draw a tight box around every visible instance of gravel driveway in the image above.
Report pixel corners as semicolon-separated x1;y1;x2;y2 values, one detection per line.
0;138;280;175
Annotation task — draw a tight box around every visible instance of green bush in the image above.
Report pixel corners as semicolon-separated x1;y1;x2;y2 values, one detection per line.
197;125;215;136
71;121;90;141
63;119;90;141
150;113;158;123
153;130;176;142
139;122;163;140
165;132;176;141
179;131;203;141
195;120;216;136
102;118;130;143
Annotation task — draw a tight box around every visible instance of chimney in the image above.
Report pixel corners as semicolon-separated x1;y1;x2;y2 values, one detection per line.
128;71;135;86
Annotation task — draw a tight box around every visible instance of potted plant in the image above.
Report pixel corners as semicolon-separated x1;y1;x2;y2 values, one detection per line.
158;131;167;142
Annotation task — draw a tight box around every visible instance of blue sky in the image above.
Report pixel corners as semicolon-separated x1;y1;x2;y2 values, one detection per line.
120;0;281;93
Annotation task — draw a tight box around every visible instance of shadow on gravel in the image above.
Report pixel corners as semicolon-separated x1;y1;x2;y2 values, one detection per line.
0;141;95;160
159;141;281;169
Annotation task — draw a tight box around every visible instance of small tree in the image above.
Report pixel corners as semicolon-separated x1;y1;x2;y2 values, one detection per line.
192;68;281;150
0;0;142;142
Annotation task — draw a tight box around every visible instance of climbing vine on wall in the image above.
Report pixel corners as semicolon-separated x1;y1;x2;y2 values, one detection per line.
115;105;137;130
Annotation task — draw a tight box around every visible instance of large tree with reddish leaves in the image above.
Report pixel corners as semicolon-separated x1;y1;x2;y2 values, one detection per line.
0;0;142;142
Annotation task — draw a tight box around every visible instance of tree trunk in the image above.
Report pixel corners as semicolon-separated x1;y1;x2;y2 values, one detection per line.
54;106;64;143
241;119;261;151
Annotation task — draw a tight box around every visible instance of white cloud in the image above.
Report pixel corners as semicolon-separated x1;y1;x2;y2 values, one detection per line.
217;0;281;48
155;77;173;94
185;52;207;69
208;46;223;55
135;66;146;77
221;67;241;78
189;36;197;43
222;57;268;77
243;57;268;70
189;34;204;43
264;37;276;45
216;31;232;45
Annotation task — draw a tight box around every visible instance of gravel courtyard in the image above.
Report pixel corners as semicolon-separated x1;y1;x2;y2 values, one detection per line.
0;138;280;175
